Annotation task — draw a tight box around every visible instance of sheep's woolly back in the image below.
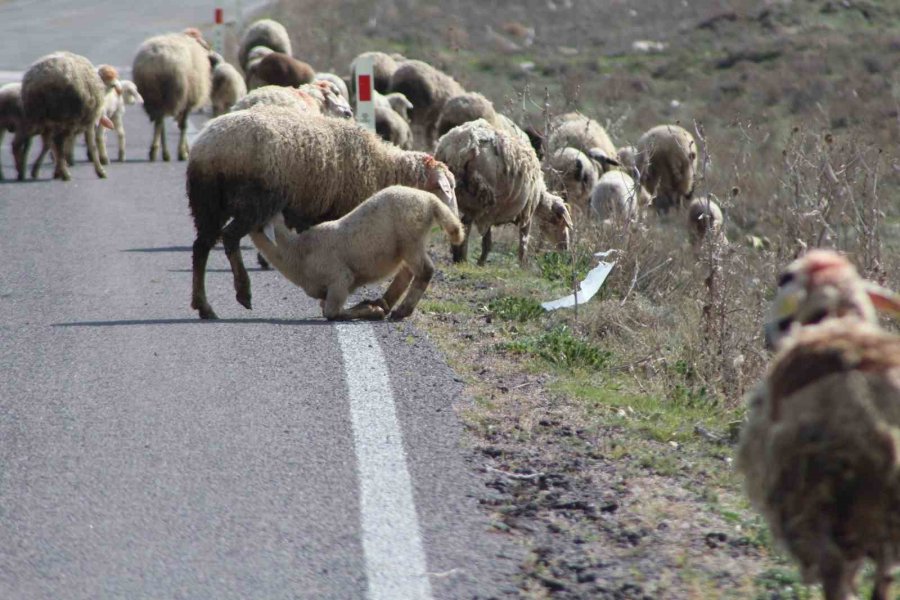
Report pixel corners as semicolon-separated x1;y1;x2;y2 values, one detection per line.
686;197;724;244
636;124;698;209
350;51;401;94
211;62;247;115
21;51;105;133
546;113;617;160
544;147;598;211
590;169;642;222
231;83;348;118
376;105;413;149
315;72;349;100
189;106;446;222
435;92;498;138
238;19;292;71
435;118;544;233
389;59;464;146
133;32;211;121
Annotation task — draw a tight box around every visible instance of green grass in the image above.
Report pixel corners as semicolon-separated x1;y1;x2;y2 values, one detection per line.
488;296;545;322
501;325;612;370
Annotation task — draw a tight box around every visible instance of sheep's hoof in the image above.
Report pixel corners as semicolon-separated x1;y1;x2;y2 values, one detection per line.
389;307;413;321
236;292;252;310
96;169;107;179
178;152;187;162
162;153;171;162
100;156;109;166
149;148;157;161
257;253;271;270
198;307;219;320
118;154;125;163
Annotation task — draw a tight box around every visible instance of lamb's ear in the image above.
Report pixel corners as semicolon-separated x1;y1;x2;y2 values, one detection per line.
587;148;622;168
263;222;277;246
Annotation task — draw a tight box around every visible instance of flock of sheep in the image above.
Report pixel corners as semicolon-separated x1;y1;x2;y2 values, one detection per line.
4;18;900;598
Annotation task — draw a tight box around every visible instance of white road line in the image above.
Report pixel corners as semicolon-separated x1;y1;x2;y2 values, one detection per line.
336;323;433;600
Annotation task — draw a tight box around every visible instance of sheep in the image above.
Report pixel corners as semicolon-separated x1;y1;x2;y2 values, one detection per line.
635;123;698;213
686;196;725;250
14;51;110;181
246;52;315;90
0;82;23;180
314;72;349;101
375;100;413;149
543;147;598;215
546;113;620;173
238;19;291;73
242;45;273;85
388;59;464;149
435;92;497;139
211;60;246;117
434;119;574;266
187;105;458;320
92;77;143;164
590;169;647;225
249;186;463;321
737;250;900;600
133;29;212;162
349;51;402;97
231;82;352;119
384;92;413;121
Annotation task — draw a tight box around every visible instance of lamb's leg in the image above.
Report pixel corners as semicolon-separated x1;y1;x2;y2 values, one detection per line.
31;134;50;179
191;234;218;320
177;110;189;161
51;132;70;181
13;130;32;181
451;216;473;263
95;123;109;165
390;253;434;320
116;116;126;162
85;124;107;178
379;266;414;311
517;221;533;265
64;136;74;166
322;284;351;321
150;117;169;161
221;217;253;310
476;227;493;266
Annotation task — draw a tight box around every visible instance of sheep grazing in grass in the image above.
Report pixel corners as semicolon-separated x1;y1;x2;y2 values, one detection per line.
737;250;900;600
231;83;352;119
686;196;725;250
14;51;111;181
249;186;463;321
0;82;24;180
544;147;599;215
238;19;291;73
435;119;573;266
133;29;212;161
187;106;457;320
350;51;402;97
546;113;619;171
211;59;246;117
388;59;464;150
590;169;647;225
247;52;315;89
635;123;698;213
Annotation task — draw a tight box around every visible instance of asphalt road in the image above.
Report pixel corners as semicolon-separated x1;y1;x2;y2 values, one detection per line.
0;3;515;598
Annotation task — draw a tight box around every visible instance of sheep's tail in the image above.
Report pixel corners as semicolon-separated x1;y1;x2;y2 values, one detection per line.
431;197;465;245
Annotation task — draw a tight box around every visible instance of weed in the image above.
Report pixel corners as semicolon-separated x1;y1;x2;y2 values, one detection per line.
503;326;612;370
488;296;545;322
536;251;592;284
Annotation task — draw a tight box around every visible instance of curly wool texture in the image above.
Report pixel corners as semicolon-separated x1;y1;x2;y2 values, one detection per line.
435;118;546;233
231;83;350;119
188;106;452;224
590;169;646;223
238;19;291;72
21;51;106;135
132;32;211;122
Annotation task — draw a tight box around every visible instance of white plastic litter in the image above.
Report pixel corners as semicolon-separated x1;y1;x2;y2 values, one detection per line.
541;250;618;311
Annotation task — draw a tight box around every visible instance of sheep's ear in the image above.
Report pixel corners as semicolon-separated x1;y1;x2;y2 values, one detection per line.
588;148;622;168
864;281;900;318
554;201;574;230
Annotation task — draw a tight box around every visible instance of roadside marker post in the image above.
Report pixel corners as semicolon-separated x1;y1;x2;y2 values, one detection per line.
355;55;376;132
213;8;224;55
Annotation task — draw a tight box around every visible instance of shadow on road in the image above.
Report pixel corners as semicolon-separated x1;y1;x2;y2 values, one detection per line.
51;317;331;327
123;245;256;253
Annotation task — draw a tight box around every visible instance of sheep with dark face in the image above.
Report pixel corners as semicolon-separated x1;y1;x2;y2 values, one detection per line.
133;29;212;161
435;119;573;266
187;106;457;320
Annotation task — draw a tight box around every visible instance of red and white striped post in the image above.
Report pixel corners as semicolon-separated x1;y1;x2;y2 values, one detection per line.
213;8;224;55
355;55;375;132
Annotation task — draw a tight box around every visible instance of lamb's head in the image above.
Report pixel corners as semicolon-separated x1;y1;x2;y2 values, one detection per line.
120;80;143;106
97;65;122;96
385;92;414;121
314;81;353;119
765;249;900;349
536;192;574;251
422;155;458;216
183;27;210;50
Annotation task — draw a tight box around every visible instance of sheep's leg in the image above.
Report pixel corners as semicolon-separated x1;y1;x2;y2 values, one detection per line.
116;116;126;162
176;110;189;161
390;254;434;320
0;129;4;180
85;124;107;178
65;136;75;166
51;132;70;181
150;117;169;162
476;228;493;266
820;556;859;600
13;130;32;181
872;561;892;600
451;216;473;263
31;134;51;179
517;221;533;265
95;124;109;165
191;234;218;320
322;284;352;321
379;266;414;311
221;218;253;310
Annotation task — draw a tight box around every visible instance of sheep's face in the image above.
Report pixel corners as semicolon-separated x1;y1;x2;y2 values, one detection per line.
764;250;900;349
121;81;143;106
318;83;353;119
425;160;458;216
537;193;573;251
